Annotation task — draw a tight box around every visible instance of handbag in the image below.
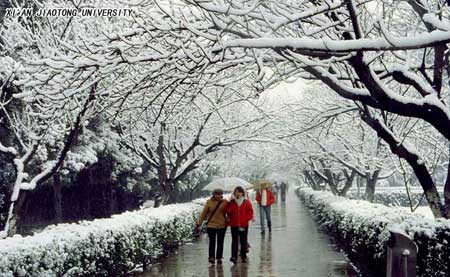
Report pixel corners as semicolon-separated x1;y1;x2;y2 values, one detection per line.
195;200;223;236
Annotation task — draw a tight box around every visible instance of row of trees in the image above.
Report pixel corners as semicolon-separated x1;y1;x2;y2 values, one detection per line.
1;0;450;237
277;86;446;202
171;0;450;218
0;0;276;236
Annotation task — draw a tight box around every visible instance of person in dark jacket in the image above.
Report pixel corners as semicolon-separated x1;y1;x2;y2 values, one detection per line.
280;182;288;202
225;186;254;264
196;189;228;264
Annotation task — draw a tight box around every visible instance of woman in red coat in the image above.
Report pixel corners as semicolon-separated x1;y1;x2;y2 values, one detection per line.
255;184;275;234
225;186;254;264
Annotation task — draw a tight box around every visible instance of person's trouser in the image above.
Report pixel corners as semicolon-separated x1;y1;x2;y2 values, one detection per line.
231;227;248;259
259;205;272;231
207;227;227;259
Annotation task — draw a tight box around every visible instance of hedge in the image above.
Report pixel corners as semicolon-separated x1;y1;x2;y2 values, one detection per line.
0;199;205;276
346;187;427;207
297;188;450;277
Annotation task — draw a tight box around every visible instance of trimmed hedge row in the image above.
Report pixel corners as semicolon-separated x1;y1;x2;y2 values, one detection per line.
0;199;204;276
346;187;426;207
297;188;450;277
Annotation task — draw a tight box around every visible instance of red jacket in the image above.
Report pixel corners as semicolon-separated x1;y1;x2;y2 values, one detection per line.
225;199;254;228
256;189;275;206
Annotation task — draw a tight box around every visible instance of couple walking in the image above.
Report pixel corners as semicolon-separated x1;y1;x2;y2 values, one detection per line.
196;185;275;265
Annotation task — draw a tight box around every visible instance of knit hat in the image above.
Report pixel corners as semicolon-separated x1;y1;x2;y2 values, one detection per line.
212;188;224;195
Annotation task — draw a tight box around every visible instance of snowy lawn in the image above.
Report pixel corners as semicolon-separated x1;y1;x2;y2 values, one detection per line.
0;199;205;276
298;188;450;277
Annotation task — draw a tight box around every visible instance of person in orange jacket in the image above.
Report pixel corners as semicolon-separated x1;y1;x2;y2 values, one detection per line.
196;188;228;264
225;186;254;264
255;184;275;234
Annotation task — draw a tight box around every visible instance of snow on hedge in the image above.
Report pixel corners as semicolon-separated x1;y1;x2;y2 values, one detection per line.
298;188;450;277
0;199;205;276
346;186;428;207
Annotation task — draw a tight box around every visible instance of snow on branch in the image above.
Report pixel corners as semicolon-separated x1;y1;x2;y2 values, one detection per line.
213;31;450;53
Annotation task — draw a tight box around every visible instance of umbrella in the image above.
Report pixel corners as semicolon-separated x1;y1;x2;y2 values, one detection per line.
202;177;253;192
251;179;273;190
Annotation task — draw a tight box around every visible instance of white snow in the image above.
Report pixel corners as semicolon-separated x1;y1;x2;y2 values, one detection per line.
300;188;450;238
215;30;450;53
0;199;206;275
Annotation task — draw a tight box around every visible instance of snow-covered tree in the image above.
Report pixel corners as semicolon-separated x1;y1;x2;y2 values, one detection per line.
170;0;450;218
115;82;272;204
0;68;98;236
265;85;391;198
0;0;269;233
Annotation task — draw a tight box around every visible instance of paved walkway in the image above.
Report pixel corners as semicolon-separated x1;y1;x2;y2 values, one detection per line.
142;191;359;276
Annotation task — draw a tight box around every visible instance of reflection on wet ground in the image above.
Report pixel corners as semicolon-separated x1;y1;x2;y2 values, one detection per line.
142;191;359;277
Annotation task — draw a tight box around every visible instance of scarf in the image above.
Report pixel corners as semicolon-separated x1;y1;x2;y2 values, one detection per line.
235;197;244;207
261;189;267;206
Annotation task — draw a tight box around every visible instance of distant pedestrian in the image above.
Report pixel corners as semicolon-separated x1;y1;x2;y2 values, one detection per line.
255;183;275;234
196;188;228;264
272;183;279;202
225;186;254;264
280;182;288;202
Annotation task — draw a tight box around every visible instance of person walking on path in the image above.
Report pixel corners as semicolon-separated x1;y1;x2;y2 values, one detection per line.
272;183;279;202
225;186;254;264
255;184;275;234
196;189;228;264
280;182;288;202
228;190;255;253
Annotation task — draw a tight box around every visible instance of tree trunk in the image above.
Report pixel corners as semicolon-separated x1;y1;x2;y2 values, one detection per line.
364;170;380;202
338;169;356;196
304;170;320;190
53;174;63;223
357;175;363;199
6;191;28;236
365;179;376;202
327;181;339;195
161;183;178;205
319;160;339;195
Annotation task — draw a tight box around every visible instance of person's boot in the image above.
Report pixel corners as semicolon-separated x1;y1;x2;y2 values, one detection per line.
216;259;222;264
268;222;272;233
208;258;215;264
230;257;237;264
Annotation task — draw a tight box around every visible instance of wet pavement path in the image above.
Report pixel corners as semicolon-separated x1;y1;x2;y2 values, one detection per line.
142;191;359;277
